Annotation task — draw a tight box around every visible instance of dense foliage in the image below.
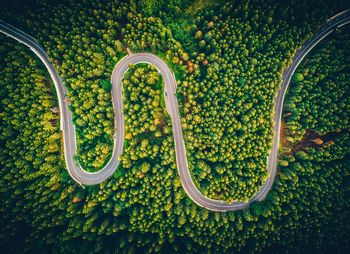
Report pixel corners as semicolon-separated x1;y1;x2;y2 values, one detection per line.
284;28;350;140
0;0;349;253
279;26;350;253
0;38;65;252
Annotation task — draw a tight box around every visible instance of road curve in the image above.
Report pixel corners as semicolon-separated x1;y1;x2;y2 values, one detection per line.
0;10;349;211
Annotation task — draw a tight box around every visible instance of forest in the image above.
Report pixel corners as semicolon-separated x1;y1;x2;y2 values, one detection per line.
0;0;349;253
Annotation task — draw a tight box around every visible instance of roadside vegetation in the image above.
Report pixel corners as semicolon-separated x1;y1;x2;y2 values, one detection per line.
0;0;349;253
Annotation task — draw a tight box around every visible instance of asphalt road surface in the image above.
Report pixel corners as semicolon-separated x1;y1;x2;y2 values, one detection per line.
0;9;349;211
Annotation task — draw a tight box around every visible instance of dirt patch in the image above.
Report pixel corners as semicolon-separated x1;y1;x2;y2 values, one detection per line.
280;121;290;149
287;130;345;156
289;130;321;155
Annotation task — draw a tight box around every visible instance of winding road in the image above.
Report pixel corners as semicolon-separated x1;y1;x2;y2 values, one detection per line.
0;9;349;211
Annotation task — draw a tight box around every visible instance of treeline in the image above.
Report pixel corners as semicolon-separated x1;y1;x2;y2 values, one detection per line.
0;37;67;252
279;26;350;253
177;0;321;202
